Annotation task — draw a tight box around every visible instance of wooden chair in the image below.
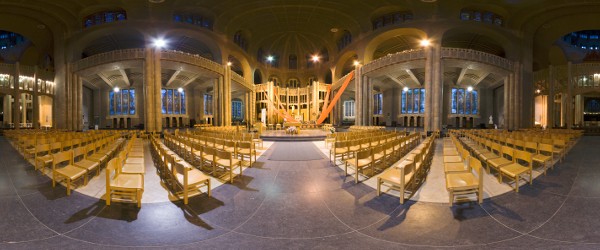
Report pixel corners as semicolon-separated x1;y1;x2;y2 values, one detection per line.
214;149;242;183
345;148;373;183
172;160;211;204
532;143;554;175
499;150;533;192
487;145;514;176
237;141;256;167
33;143;51;172
73;146;100;176
105;158;143;207
377;160;416;204
330;141;348;163
446;156;484;205
52;150;87;196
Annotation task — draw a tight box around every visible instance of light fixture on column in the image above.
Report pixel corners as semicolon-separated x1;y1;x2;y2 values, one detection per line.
311;55;320;63
467;86;473;92
536;89;541;94
353;60;360;66
178;87;183;93
403;87;409;92
153;38;167;48
114;87;120;93
420;39;431;47
227;61;232;66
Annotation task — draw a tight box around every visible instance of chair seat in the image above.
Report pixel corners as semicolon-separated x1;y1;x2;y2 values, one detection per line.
532;154;552;163
444;162;466;173
488;157;512;169
215;158;241;167
126;158;144;164
128;151;144;158
379;166;414;185
238;148;254;155
110;174;143;190
75;159;99;172
88;153;108;163
446;172;479;190
37;155;53;164
346;158;372;168
500;163;529;177
479;152;499;162
123;164;145;174
443;155;462;163
55;165;87;180
176;168;210;186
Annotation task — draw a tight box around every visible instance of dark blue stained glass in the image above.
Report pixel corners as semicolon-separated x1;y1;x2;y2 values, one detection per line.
413;89;419;113
161;89;167;114
109;92;115;115
122;89;129;115
167;89;173;114
95;14;103;25
129;89;135;115
181;91;186;114
472;91;478;114
174;90;181;115
115;91;122;115
457;89;465;114
420;89;425;113
116;12;126;21
185;16;193;24
105;12;115;23
401;91;406;114
85;19;93;27
407;90;413;114
451;88;457;114
173;15;182;22
465;90;471;115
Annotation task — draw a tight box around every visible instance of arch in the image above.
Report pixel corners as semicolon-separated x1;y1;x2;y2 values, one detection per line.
226;50;252;78
228;55;244;75
333;50;358;80
441;25;515;59
363;28;428;63
324;70;332;84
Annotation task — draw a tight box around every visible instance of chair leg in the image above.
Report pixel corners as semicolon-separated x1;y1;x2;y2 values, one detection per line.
207;180;211;197
67;179;71;196
184;187;188;205
449;190;453;206
377;178;381;196
137;189;141;208
106;190;111;206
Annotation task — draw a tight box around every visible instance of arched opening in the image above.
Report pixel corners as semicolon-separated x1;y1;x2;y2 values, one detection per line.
254;69;263;84
228;55;244;75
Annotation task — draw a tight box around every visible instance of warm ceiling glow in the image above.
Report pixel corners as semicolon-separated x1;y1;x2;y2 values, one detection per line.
153;38;167;48
403;87;409;92
178;87;183;93
467;86;473;92
114;87;120;92
536;89;541;93
420;39;431;47
227;62;232;66
311;55;320;62
353;60;360;66
267;55;274;62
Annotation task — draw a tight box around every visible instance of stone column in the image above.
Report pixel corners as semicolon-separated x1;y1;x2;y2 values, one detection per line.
503;76;510;130
424;45;434;132
514;62;522;129
224;66;232;126
432;44;443;131
154;48;163;131
574;95;582;126
76;74;83;131
32;67;39;129
3;95;11;127
354;66;363;126
548;65;554;128
566;61;573;129
13;62;20;130
144;47;155;132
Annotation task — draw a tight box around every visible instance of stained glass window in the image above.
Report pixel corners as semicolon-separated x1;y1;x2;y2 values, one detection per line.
232;100;243;121
401;91;406;114
109;92;115;115
472;91;478;114
83;10;126;28
451;88;457;114
204;94;213;115
174;90;181;115
465;90;471;115
115;91;122;115
167;89;173;114
406;90;412;114
122;89;129;115
413;89;419;114
161;89;167;114
457;89;464;114
129;89;135;115
420;89;425;113
400;88;425;114
451;88;478;115
181;91;186;115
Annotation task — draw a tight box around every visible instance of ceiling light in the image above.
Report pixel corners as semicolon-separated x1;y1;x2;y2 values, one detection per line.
178;87;183;93
536;89;541;94
420;39;431;47
330;28;338;33
149;0;165;3
267;55;274;62
353;60;360;66
153;38;166;48
227;62;232;66
311;55;320;62
467;86;473;92
403;87;409;92
114;87;120;92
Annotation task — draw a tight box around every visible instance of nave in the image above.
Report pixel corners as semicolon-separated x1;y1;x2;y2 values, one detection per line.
0;135;599;249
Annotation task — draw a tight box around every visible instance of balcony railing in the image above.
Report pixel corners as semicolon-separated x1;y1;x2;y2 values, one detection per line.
161;50;224;75
73;48;146;71
362;49;426;74
231;71;253;90
441;48;512;71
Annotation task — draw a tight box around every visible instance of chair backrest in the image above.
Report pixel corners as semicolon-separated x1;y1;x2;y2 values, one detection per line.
514;150;532;168
106;158;118;183
73;146;86;161
501;145;514;160
524;141;538;154
239;141;252;151
52;150;73;169
356;148;372;160
216;149;232;160
538;143;554;155
36;143;51;155
469;155;483;177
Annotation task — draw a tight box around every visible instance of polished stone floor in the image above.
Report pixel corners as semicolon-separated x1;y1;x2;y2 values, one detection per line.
1;135;600;249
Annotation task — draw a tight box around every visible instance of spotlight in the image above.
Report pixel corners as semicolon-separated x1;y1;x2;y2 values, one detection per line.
403;87;409;92
178;87;183;93
311;55;320;62
467;86;473;92
536;89;541;94
420;39;430;47
114;87;120;92
227;62;232;66
353;60;360;66
153;38;166;48
266;55;274;62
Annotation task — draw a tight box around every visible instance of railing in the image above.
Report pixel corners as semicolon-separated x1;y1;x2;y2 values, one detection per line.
362;49;426;74
73;48;146;71
231;71;253;90
161;50;224;75
441;48;512;71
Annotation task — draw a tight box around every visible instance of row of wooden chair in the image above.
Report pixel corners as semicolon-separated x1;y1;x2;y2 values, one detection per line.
330;132;419;163
105;138;145;207
443;134;484;205
376;135;436;204
150;136;211;204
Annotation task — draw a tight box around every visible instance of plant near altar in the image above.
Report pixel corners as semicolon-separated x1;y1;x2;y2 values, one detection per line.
329;127;336;134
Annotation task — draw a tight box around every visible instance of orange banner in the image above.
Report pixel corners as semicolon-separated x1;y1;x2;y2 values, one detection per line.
316;71;355;125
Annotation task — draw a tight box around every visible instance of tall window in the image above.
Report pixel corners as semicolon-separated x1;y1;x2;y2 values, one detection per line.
232;100;243;122
289;54;298;69
109;88;135;115
451;88;478;114
401;88;425;114
374;93;383;115
337;30;352;51
288;79;299;88
0;31;26;50
161;88;186;114
204;94;213;115
233;31;248;51
344;100;355;118
83;10;127;28
372;11;413;30
460;9;503;26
